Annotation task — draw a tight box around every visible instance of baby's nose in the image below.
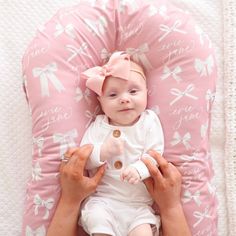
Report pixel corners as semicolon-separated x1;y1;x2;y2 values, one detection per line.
119;94;130;103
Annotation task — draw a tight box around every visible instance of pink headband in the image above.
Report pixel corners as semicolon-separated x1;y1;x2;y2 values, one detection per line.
82;51;145;96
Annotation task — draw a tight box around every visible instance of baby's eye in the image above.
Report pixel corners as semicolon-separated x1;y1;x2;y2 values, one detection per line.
129;89;138;94
108;93;117;97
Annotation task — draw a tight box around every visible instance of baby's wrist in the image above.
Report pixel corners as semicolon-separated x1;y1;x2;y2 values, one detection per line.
130;160;150;180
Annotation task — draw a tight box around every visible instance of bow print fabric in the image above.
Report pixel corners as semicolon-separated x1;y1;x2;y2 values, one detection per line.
33;194;54;220
53;129;78;158
32;62;65;97
21;0;218;235
26;225;46;236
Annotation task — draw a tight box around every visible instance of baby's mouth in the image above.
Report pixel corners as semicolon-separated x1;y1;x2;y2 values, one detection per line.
119;108;133;112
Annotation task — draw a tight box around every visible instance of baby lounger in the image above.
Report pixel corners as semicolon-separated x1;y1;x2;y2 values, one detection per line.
22;0;217;235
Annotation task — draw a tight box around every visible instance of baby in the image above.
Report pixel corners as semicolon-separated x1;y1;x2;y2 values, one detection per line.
79;51;164;236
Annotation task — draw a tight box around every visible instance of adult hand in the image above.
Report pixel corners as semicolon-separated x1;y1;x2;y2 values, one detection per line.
47;144;106;236
142;150;191;236
142;150;182;212
60;144;106;204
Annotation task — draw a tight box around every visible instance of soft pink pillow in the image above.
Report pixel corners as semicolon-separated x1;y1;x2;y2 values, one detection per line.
22;1;218;235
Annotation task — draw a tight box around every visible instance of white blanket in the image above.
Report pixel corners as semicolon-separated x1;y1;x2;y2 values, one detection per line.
0;0;233;235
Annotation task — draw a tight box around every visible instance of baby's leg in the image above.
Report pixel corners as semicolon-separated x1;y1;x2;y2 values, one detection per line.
81;200;115;236
128;223;153;236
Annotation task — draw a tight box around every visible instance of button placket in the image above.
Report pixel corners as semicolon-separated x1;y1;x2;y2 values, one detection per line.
112;129;123;169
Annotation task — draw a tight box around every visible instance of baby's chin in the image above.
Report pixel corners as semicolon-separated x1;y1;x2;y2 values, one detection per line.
109;116;140;126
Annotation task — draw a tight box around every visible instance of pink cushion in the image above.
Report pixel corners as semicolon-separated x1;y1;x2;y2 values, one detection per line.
22;1;218;235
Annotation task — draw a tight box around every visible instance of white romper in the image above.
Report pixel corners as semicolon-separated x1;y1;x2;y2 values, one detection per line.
79;109;164;236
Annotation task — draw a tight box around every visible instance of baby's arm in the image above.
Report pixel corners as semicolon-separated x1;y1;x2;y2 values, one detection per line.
121;111;164;183
100;132;124;161
80;121;106;170
81;121;125;169
121;154;157;184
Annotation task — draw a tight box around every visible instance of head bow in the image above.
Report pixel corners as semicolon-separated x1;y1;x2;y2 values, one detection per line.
82;51;132;96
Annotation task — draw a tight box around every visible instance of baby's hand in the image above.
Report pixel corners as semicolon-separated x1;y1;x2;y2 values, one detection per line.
100;132;124;160
121;166;141;184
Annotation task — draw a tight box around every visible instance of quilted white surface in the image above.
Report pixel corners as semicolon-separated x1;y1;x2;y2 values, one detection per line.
0;0;226;235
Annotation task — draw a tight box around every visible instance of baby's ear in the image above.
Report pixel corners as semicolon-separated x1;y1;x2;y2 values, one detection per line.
97;96;101;102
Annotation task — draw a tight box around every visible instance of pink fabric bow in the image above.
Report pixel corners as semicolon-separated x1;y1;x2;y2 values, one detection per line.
82;51;131;95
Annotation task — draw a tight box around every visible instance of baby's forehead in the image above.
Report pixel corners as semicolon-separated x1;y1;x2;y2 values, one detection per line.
104;74;146;88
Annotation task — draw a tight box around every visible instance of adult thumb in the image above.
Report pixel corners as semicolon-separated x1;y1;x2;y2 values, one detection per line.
143;177;154;196
92;163;106;184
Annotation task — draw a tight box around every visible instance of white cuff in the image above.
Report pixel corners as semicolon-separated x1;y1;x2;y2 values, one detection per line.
130;154;157;180
86;143;105;170
130;160;150;180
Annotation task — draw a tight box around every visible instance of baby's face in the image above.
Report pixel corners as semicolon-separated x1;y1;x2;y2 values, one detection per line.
98;71;147;126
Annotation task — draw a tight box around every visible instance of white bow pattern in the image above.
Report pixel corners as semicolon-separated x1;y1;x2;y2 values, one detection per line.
66;42;92;62
119;0;137;13
159;20;187;42
54;23;76;38
205;89;215;102
34;194;54;220
100;0;109;10
195;55;214;77
26;225;46;236
33;62;65;97
195;25;212;48
84;88;92;105
201;123;208;138
53;129;78;158
149;5;168;19
180;154;198;162
161;65;182;83
33;136;44;157
170;84;198;106
85;105;100;128
182;190;202;206
148;5;158;17
75;87;83;102
84;16;108;36
100;48;112;61
126;43;153;70
207;181;216;196
32;162;42;181
75;87;92;105
159;5;168;19
179;154;199;169
171;132;191;150
193;206;211;228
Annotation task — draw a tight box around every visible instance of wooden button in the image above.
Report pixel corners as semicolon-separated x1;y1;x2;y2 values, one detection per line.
113;129;121;138
114;160;123;169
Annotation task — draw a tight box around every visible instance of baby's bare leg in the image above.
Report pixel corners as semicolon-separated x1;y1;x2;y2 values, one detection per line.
128;223;153;236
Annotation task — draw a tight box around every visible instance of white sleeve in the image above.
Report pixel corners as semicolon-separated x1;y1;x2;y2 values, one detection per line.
130;154;157;180
80;120;106;170
144;111;164;155
131;111;164;180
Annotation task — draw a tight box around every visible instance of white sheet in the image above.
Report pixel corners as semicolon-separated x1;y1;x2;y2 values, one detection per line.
0;1;227;235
